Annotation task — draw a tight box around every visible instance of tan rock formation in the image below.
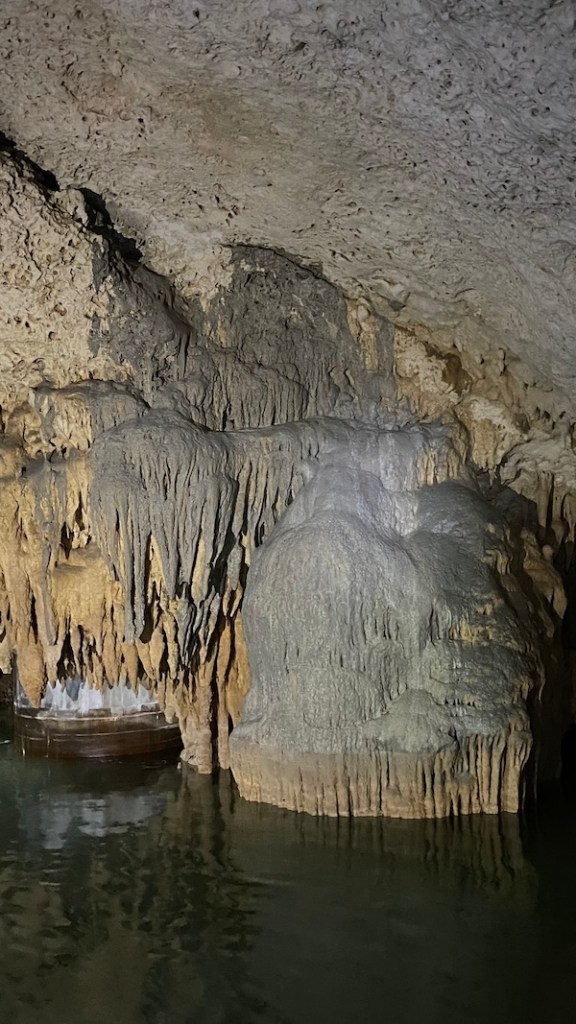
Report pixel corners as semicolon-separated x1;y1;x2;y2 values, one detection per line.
0;139;573;819
0;152;123;406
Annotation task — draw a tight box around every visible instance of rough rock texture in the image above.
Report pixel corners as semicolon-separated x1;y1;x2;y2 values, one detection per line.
230;445;556;816
2;5;576;817
2;0;576;418
1;387;562;815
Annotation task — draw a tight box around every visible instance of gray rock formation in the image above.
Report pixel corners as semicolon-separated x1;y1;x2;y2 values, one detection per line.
2;0;576;420
231;439;553;816
0;363;562;815
1;12;576;818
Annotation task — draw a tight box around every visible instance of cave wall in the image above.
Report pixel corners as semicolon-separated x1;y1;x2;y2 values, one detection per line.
0;145;574;817
2;0;576;426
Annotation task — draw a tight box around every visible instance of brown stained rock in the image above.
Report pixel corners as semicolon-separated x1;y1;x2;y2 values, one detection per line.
2;0;576;426
0;144;573;815
230;733;532;819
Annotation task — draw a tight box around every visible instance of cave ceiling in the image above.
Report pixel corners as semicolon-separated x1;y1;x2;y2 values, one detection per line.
2;1;576;818
1;0;575;410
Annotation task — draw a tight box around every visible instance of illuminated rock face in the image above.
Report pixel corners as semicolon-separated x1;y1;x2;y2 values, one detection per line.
0;392;562;815
0;144;571;817
3;0;576;426
230;447;554;817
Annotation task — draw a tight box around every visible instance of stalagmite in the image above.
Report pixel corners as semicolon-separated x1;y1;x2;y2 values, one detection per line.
230;452;556;817
0;142;572;817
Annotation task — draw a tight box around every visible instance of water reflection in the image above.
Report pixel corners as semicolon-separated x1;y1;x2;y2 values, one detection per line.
0;725;573;1024
23;784;169;850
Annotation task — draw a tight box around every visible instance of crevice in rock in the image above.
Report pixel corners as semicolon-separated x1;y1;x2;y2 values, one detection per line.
227;242;326;283
0;130;59;192
79;187;143;265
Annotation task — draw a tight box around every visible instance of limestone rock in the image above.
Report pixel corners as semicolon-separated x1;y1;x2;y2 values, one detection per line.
0;141;572;819
2;0;576;425
230;448;556;817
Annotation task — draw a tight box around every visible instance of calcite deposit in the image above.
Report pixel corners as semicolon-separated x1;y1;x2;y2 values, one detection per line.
230;440;557;817
1;378;561;815
2;1;576;817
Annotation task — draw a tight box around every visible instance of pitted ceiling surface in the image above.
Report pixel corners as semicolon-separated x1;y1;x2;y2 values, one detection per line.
1;0;575;405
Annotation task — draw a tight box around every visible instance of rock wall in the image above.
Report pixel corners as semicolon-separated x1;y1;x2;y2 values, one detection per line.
3;0;576;426
230;440;559;816
0;146;572;817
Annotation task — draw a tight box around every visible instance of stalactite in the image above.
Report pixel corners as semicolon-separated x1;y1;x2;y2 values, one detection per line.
0;146;572;817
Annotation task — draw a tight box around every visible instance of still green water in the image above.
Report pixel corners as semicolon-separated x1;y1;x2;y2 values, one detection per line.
0;715;574;1024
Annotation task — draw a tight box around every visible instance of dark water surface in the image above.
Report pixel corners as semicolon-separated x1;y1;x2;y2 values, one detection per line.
0;716;574;1024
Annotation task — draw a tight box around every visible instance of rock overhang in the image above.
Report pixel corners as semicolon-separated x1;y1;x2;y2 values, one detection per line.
1;1;576;816
1;0;576;413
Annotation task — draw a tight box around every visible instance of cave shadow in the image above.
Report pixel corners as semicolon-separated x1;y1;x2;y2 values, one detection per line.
485;478;575;795
561;723;576;791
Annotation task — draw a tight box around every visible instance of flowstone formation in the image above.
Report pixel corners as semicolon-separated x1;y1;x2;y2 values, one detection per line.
232;461;552;817
0;397;561;815
0;145;572;817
